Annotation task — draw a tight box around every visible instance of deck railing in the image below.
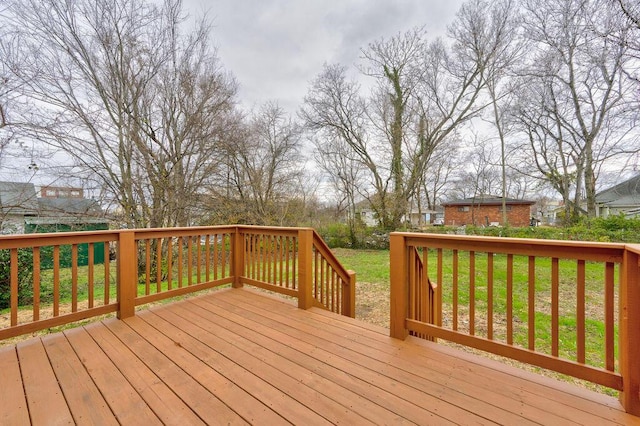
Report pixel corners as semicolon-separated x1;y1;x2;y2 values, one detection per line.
0;226;355;341
390;232;640;415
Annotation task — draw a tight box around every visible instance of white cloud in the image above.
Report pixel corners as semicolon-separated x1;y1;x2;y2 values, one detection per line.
184;0;466;113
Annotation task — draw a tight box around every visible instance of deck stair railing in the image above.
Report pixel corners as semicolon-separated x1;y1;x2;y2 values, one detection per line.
390;232;640;416
0;226;355;342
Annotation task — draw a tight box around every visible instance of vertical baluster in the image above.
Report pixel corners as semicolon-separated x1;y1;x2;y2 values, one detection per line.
285;236;291;288
272;236;278;285
72;244;78;312
254;234;259;280
264;234;269;282
278;236;283;287
156;238;162;292
435;249;442;326
421;248;428;326
155;238;162;293
331;269;335;312
292;237;297;289
551;257;559;357
263;234;268;283
453;249;458;331
178;236;183;288
33;247;40;321
528;256;536;351
314;249;319;299
88;243;94;309
221;234;227;279
416;249;422;325
104;242;110;306
507;254;513;345
253;234;258;280
409;248;415;322
224;234;230;278
577;259;586;363
10;249;18;326
605;262;615;371
321;254;326;305
145;239;151;295
469;251;475;335
205;235;211;282
167;239;173;291
196;235;202;284
187;236;193;286
487;252;494;340
213;234;219;280
53;246;60;316
272;235;277;284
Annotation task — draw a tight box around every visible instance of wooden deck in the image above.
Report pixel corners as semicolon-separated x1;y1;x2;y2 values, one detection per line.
1;288;638;425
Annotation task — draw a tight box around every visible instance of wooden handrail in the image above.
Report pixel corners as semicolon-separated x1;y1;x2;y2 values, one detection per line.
0;225;356;341
312;229;356;317
390;232;640;416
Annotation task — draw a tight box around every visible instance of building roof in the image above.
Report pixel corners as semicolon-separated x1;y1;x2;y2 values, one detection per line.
37;197;103;217
441;195;535;207
595;174;640;207
0;181;106;224
0;181;39;215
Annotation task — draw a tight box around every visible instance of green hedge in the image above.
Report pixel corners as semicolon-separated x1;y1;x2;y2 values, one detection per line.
0;248;34;309
320;215;640;249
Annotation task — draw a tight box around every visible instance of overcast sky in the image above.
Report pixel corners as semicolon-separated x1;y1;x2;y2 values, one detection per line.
184;0;466;114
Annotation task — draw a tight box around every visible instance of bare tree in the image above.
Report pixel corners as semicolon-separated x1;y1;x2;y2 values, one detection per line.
474;0;526;224
314;134;366;246
420;137;460;211
218;102;304;225
303;0;517;231
5;0;238;228
515;0;636;220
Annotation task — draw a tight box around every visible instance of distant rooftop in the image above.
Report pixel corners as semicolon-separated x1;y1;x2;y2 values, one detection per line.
442;194;535;206
595;174;640;207
0;181;39;215
0;181;104;222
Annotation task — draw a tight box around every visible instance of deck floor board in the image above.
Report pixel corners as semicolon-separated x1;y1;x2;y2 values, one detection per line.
224;289;624;425
0;347;31;425
4;287;640;425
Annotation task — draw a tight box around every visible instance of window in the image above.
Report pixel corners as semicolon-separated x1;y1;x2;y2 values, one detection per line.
458;206;470;212
498;205;512;212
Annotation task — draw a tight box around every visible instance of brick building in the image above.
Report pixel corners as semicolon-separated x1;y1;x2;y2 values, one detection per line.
442;195;535;227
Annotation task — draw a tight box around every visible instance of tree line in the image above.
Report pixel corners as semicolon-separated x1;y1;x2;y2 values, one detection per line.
1;0;639;238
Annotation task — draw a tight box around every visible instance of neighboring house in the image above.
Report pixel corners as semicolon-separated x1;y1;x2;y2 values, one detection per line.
595;174;640;218
357;207;379;227
356;200;445;228
442;195;535;227
405;207;444;228
0;181;109;267
537;200;563;225
0;181;108;234
0;181;40;233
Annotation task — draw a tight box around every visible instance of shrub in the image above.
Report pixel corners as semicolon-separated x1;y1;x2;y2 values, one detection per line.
318;223;354;248
0;248;34;310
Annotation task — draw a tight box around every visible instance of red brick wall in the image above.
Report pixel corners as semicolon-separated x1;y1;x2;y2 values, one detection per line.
444;204;532;227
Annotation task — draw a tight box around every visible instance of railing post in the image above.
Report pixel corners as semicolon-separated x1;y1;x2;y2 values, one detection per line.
342;270;356;318
117;230;136;319
232;227;245;288
390;233;408;340
620;247;640;415
298;228;313;310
